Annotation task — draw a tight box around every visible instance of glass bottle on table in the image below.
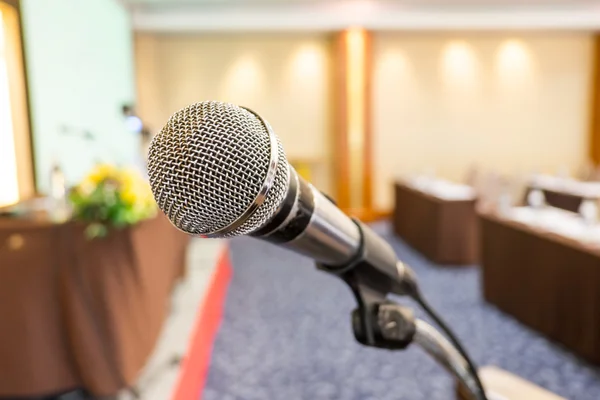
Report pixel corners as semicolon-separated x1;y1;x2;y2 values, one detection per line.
49;160;69;222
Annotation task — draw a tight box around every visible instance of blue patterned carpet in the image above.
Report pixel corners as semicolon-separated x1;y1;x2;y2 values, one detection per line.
202;222;600;400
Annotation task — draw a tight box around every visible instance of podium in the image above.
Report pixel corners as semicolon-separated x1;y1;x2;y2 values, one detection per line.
0;213;189;397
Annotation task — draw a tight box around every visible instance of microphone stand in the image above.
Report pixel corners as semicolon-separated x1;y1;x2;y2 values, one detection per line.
317;220;487;400
344;279;484;400
413;318;482;399
336;278;484;400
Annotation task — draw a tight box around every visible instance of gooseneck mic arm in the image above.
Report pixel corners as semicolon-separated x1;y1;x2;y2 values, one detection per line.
414;319;484;400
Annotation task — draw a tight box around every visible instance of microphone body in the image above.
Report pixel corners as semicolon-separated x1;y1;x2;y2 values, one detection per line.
147;101;411;295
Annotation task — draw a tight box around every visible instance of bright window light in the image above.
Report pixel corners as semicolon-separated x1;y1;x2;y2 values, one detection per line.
0;9;20;207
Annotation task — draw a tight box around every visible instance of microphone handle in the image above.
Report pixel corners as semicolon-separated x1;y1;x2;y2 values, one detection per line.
253;167;362;266
252;167;413;297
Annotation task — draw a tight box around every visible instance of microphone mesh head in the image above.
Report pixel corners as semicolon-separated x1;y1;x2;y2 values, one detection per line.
147;101;290;237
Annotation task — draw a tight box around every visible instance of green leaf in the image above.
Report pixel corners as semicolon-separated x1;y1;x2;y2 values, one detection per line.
85;223;108;239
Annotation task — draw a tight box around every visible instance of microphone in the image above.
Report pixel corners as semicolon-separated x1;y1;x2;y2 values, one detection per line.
147;101;414;296
147;102;489;400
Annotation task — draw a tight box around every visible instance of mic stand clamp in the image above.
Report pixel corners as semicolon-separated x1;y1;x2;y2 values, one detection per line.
352;300;415;350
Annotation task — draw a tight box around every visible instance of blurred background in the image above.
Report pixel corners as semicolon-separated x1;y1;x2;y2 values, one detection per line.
2;0;600;399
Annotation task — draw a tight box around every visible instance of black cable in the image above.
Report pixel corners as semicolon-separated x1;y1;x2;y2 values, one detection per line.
412;291;488;400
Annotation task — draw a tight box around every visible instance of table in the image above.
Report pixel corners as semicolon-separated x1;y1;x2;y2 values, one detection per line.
393;180;478;265
480;209;600;364
526;175;600;213
0;214;189;397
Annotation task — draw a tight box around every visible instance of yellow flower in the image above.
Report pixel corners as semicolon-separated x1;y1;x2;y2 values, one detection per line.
120;187;138;205
118;170;154;207
87;163;117;184
70;163;158;233
79;178;95;196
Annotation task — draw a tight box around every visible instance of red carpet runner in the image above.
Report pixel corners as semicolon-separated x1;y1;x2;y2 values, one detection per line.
171;247;232;400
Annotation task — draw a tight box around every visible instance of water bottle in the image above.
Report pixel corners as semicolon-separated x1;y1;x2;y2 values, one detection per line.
49;161;69;222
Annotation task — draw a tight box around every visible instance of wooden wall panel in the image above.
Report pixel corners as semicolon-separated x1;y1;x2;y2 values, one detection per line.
363;30;373;211
333;28;379;220
333;30;351;209
590;35;600;165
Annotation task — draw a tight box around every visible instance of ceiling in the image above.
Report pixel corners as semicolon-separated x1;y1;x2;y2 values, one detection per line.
125;0;599;9
125;0;600;31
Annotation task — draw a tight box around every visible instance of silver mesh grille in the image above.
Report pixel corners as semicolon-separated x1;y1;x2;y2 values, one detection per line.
147;101;290;236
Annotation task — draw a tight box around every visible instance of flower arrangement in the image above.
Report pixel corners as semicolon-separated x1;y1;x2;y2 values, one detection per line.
69;164;157;238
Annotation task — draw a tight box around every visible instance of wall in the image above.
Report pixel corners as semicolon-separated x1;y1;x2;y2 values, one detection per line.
20;0;137;193
134;33;333;193
372;33;593;210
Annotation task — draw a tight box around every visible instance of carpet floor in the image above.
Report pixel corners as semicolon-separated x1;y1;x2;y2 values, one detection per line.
202;222;600;400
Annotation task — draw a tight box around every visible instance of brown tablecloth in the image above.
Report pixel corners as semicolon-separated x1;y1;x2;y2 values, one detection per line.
524;187;584;213
393;182;478;265
0;215;189;397
480;213;600;364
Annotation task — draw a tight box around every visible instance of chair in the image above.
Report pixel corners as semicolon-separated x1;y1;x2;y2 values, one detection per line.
477;172;504;212
464;165;480;188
